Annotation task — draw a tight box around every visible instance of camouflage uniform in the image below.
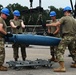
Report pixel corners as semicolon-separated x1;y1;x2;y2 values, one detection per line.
0;17;7;65
57;15;76;62
48;20;59;60
68;38;76;62
10;19;26;61
68;19;76;63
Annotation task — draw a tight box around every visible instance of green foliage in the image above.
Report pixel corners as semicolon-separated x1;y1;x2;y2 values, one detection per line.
0;4;3;13
6;3;28;26
1;3;64;25
48;6;63;19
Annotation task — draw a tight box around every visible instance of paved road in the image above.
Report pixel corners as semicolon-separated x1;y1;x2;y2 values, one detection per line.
0;44;75;75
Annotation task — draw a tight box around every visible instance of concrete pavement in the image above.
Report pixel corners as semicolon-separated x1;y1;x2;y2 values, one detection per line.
0;44;75;75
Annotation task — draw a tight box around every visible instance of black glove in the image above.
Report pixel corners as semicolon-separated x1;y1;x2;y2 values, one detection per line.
47;33;54;36
5;32;13;37
16;26;21;29
18;33;22;34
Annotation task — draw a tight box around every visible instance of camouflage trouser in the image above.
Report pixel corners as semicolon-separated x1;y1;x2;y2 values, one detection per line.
50;46;57;57
57;35;75;62
68;38;76;62
12;43;26;59
50;34;59;58
0;39;5;66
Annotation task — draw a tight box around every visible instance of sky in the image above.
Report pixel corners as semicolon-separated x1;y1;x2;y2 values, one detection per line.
0;0;75;9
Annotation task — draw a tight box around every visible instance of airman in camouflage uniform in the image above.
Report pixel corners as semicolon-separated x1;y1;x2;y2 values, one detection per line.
0;8;10;71
47;11;59;62
68;19;76;68
10;10;26;61
46;6;76;72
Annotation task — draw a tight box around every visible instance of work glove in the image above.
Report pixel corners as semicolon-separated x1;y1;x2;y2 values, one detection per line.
47;33;54;36
4;32;13;42
18;33;22;34
5;32;13;37
16;26;21;29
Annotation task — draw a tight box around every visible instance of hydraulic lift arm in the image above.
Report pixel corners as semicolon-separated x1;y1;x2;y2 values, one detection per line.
74;0;76;18
70;0;76;18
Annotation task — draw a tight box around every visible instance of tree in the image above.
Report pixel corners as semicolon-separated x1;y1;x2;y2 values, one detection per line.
5;3;28;26
0;4;3;11
48;6;63;19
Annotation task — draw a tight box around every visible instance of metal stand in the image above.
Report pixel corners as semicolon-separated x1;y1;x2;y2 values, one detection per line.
6;59;54;70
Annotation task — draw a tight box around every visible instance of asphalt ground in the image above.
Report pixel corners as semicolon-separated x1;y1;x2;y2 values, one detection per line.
0;44;76;75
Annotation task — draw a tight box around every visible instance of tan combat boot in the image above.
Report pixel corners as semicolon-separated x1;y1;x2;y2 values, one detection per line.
70;63;76;68
53;61;66;72
0;66;8;71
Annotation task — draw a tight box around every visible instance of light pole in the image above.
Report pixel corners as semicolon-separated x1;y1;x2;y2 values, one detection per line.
39;0;41;7
29;0;33;9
